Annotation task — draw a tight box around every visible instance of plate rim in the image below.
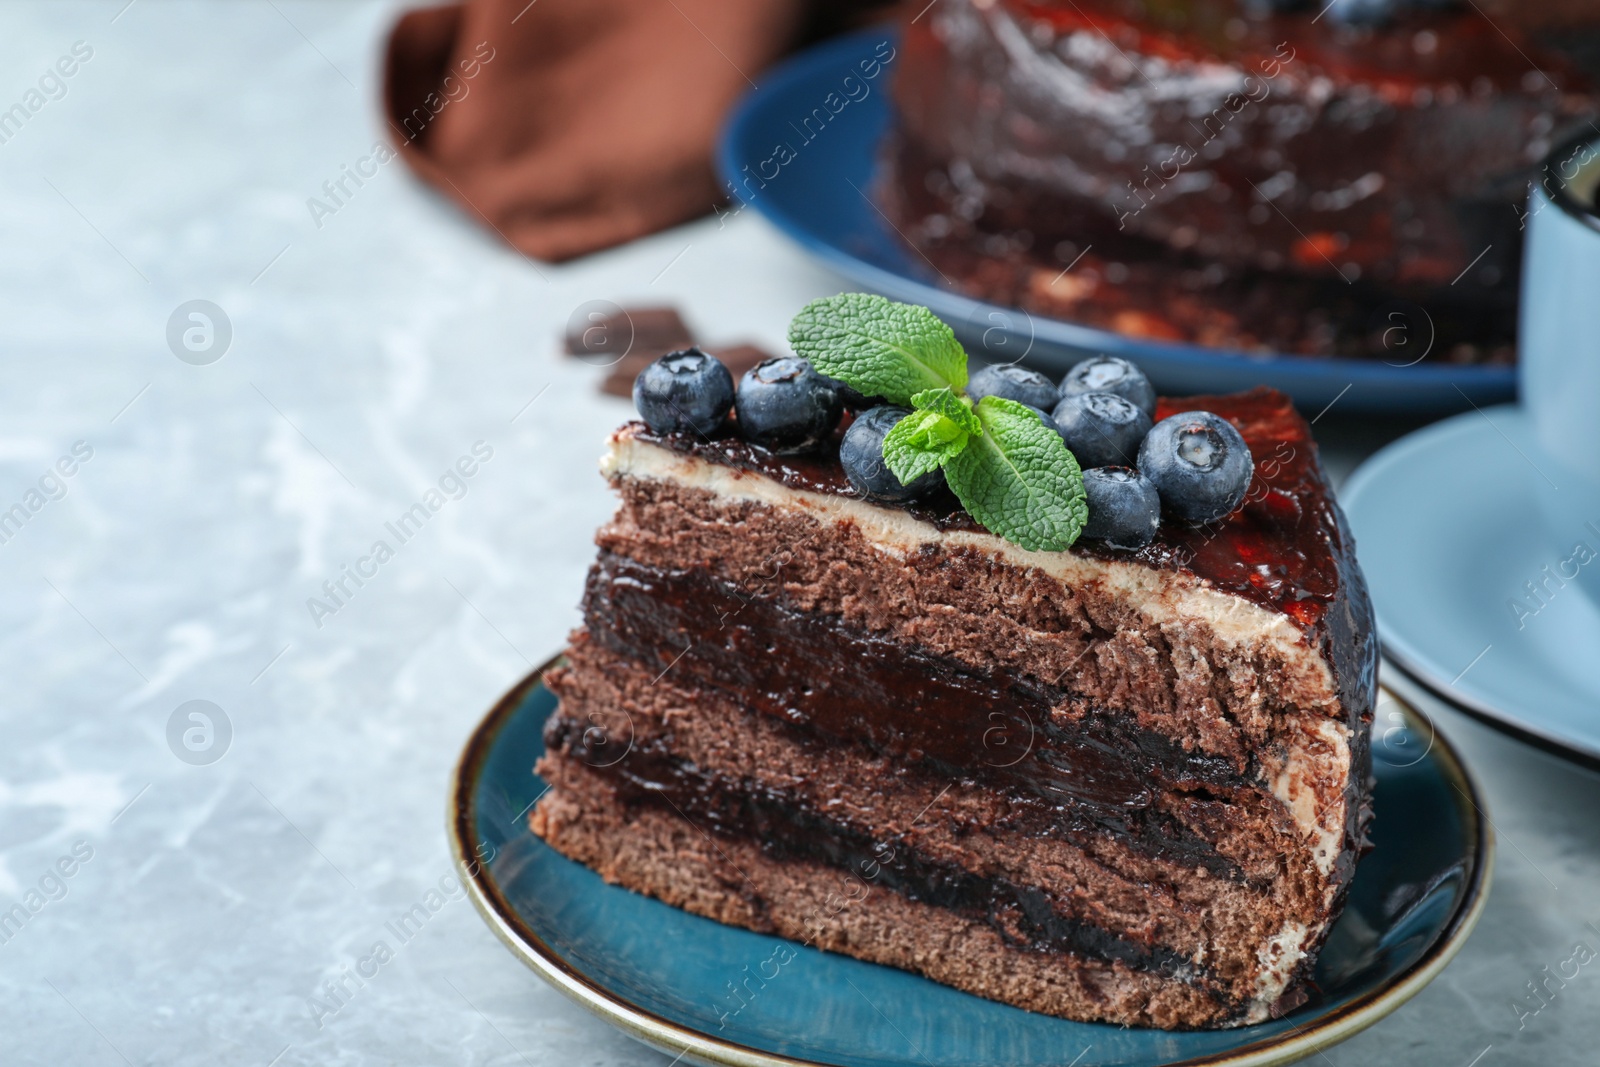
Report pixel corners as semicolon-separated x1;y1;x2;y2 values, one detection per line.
714;26;1518;407
448;655;1494;1067
1384;656;1600;775
1341;405;1600;771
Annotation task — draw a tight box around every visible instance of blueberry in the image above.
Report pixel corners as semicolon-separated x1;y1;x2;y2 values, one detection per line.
820;374;877;411
735;357;844;453
840;406;945;503
1137;410;1254;524
1059;356;1156;417
967;364;1058;411
633;347;734;436
1020;404;1063;436
1081;467;1161;549
1051;391;1153;469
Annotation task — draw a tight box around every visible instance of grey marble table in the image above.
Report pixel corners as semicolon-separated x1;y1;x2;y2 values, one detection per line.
1;3;1595;1064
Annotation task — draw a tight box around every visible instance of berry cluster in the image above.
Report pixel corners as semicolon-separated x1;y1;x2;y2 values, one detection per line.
632;346;844;451
633;349;1253;551
961;357;1252;547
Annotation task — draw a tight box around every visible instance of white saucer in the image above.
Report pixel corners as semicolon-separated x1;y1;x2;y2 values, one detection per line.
1342;405;1600;769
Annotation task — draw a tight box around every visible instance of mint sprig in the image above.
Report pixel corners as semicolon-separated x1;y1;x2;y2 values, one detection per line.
789;293;967;404
883;408;969;484
909;387;980;434
945;397;1087;552
788;294;1087;551
882;386;980;485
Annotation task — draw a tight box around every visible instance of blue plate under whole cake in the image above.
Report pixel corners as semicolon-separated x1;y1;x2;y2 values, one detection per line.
715;29;1518;415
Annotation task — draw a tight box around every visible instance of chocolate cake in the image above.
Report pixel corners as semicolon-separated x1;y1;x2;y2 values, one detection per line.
884;0;1597;360
532;370;1376;1028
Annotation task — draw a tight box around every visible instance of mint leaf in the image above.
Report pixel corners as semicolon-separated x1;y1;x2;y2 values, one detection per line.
883;409;970;483
789;293;967;405
943;397;1087;552
910;387;981;435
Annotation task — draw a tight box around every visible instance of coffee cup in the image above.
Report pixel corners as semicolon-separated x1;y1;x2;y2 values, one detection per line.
1520;131;1600;601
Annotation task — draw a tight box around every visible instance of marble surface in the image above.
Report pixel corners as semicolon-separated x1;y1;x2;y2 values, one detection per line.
0;3;1596;1064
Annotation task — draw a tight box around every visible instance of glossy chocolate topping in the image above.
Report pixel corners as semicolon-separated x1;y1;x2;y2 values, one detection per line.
1011;0;1562;91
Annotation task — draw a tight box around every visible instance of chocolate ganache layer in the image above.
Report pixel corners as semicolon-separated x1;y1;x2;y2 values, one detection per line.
542;712;1228;994
578;549;1259;878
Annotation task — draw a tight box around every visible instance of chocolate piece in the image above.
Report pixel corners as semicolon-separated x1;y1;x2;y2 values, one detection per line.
565;305;693;366
707;343;779;380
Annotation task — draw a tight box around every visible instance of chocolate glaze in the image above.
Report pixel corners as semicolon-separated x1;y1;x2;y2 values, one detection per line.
545;713;1234;1010
881;138;1519;363
584;550;1255;878
1012;1;1555;89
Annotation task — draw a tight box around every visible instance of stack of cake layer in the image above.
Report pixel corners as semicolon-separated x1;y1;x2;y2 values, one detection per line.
533;387;1375;1029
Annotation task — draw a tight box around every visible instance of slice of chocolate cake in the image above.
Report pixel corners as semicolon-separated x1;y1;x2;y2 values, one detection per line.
532;298;1375;1029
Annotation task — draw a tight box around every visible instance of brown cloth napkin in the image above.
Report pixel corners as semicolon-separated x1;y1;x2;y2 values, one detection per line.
383;0;891;262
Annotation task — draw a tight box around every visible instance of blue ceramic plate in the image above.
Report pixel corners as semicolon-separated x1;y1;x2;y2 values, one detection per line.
449;658;1492;1067
1342;405;1600;769
715;29;1517;414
